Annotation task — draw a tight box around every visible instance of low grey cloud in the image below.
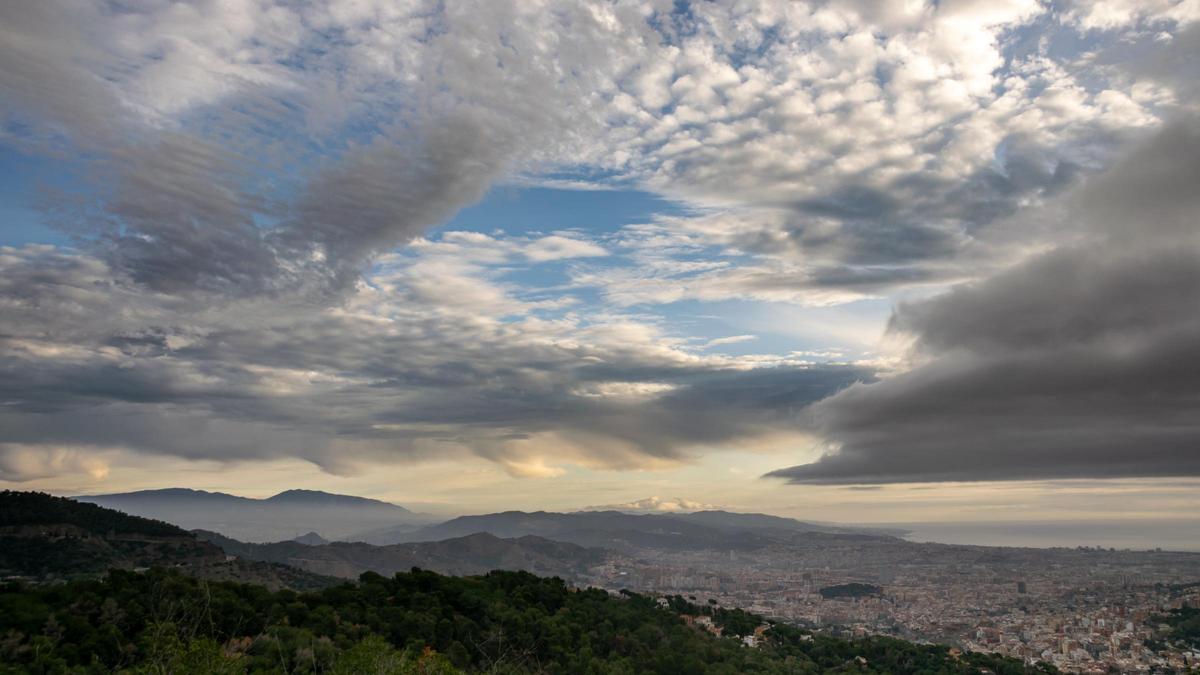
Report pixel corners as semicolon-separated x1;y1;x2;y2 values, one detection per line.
768;120;1200;484
0;239;867;479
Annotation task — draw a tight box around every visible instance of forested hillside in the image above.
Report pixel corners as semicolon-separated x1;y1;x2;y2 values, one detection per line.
0;492;336;590
0;491;221;578
0;567;1055;674
0;491;188;537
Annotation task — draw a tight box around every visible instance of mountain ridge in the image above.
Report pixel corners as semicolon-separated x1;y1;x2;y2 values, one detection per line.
196;529;606;580
80;487;411;511
351;508;902;551
76;488;427;543
72;488;905;549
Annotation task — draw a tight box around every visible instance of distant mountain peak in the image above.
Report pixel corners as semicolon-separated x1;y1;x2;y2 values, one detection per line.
82;487;411;512
83;487;246;500
76;488;422;543
293;531;330;546
265;489;410;512
269;489;339;499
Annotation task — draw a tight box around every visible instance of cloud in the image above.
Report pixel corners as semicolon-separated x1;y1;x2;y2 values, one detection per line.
547;1;1200;320
586;0;1173;289
1065;0;1200;31
523;235;610;262
3;1;1199;486
767;120;1200;484
3;0;652;296
60;134;280;295
0;444;111;482
0;236;868;478
582;496;717;513
703;335;757;349
6;0;1192;304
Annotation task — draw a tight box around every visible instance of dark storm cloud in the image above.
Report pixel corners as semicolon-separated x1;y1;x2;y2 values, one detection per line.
1072;119;1200;239
768;120;1200;484
891;246;1200;354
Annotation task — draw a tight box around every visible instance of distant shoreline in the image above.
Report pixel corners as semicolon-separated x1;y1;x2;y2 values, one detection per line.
859;519;1200;553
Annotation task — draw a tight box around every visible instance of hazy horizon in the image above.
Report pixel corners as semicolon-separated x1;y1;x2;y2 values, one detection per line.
38;483;1200;553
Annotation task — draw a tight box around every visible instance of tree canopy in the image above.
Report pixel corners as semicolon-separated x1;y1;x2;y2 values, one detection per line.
0;567;1055;674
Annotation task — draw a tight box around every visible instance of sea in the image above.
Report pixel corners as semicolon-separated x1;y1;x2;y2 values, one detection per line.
879;519;1200;552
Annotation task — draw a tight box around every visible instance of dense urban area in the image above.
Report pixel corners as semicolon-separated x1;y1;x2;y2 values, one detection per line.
584;536;1200;672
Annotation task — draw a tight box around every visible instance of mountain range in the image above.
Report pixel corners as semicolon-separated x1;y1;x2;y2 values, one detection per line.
72;488;904;550
195;529;606;580
76;488;432;542
354;508;905;551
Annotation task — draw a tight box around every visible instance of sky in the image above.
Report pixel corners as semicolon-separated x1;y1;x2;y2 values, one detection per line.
1;0;1198;530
